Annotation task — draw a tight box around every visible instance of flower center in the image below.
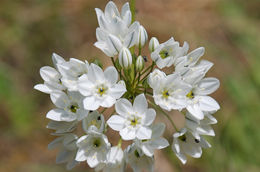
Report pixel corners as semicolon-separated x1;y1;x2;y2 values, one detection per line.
93;139;101;148
162;90;170;98
69;104;78;113
186;91;194;99
159;49;170;59
134;150;140;158
129;115;141;127
179;135;187;142
97;85;107;96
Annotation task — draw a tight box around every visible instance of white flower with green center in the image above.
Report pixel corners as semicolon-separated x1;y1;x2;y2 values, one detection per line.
107;94;156;140
172;128;211;164
185;77;220;120
151;37;184;69
135;123;169;157
75;127;110;168
125;143;154;172
57;58;89;91
82;111;105;133
46;91;88;122
94;1;140;56
95;146;125;172
78;63;126;111
34;53;66;94
151;72;192;111
48;133;79;170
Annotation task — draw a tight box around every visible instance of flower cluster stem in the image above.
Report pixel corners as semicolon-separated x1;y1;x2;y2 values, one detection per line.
148;99;179;132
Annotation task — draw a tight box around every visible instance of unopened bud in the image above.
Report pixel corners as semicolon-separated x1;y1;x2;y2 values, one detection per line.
149;37;159;52
136;56;144;71
119;47;132;68
136;25;148;48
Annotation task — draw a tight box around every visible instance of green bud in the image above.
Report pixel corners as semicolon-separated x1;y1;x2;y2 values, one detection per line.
136;55;144;71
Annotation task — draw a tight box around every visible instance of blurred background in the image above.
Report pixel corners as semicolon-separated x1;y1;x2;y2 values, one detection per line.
0;0;260;171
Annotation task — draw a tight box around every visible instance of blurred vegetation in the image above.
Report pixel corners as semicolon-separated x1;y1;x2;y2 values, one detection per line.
0;0;259;172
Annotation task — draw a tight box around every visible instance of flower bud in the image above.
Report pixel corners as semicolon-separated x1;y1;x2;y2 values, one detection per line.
148;69;166;88
136;25;148;48
136;55;144;71
149;37;159;52
118;80;126;87
119;47;132;68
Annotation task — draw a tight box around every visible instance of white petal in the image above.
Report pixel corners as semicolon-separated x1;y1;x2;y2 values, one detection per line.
50;91;68;109
100;95;116;108
120;127;135;140
151;123;165;138
143;109;156;126
34;84;52;94
52;53;65;68
107;34;123;53
199;96;220;112
187;104;204;120
107;115;125;131
110;84;127;99
151;138;169;149
194;77;220;95
77;74;93;96
133;94;148;114
88;63;104;83
115;98;133;117
40;66;60;82
136;126;152;140
104;66;118;84
83;96;101;111
75;149;87;162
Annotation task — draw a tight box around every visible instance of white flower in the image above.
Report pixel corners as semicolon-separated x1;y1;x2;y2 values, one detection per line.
95;146;125;172
148;68;166;89
119;47;132;68
48;133;79;170
107;94;156;140
151;37;184;69
82;111;105;133
34;53;66;94
151;72;192;111
78;63;126;110
185;77;220;120
136;25;148;48
46;91;89;122
172;128;211;164
149;37;159;52
57;58;89;91
75;127;110;168
135;123;169;157
125;143;154;172
94;1;140;56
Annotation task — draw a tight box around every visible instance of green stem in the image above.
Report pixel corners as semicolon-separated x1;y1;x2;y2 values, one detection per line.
130;0;136;23
148;99;178;131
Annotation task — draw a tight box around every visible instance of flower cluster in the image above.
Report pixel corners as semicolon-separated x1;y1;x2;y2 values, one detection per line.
35;1;220;171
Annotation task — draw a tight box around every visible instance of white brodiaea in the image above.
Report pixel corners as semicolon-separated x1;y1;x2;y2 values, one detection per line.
75;126;110;168
125;143;154;172
151;72;191;111
78;63;126;111
107;94;156;140
46;91;88;122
